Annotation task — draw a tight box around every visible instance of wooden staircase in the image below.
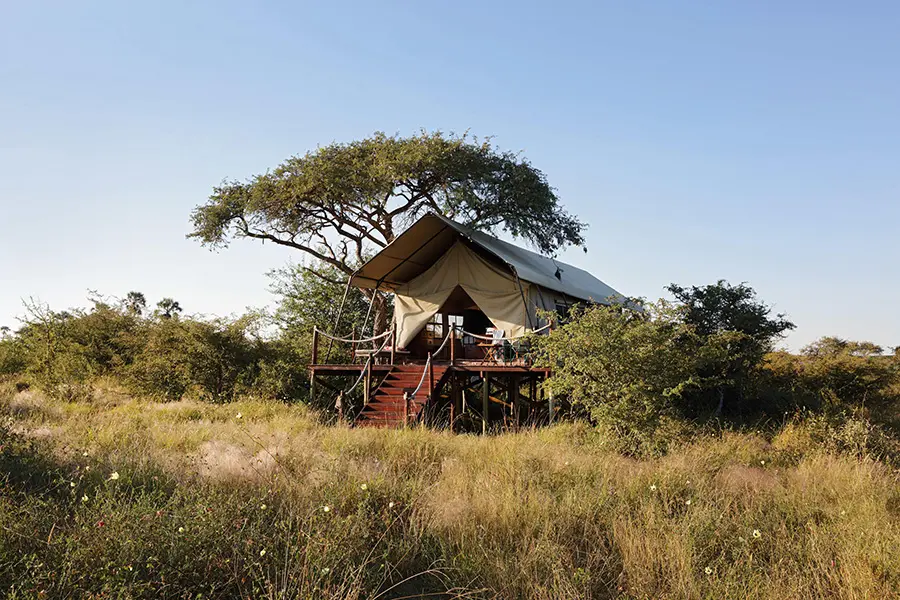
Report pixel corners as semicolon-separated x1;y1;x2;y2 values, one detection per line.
356;364;449;428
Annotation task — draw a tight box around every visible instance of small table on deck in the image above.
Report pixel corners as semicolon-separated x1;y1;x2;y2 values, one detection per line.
477;342;506;363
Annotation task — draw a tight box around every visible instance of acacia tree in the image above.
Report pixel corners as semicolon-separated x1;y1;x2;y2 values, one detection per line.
189;131;586;331
667;280;795;416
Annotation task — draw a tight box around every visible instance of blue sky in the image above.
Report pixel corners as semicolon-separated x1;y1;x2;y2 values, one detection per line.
1;1;898;350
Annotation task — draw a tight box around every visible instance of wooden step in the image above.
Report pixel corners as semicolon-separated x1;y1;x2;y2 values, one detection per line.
360;404;424;415
354;364;449;427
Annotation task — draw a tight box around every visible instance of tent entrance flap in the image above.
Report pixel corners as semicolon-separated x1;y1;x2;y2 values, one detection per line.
393;241;530;348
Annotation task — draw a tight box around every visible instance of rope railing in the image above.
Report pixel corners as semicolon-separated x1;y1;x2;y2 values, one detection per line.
318;320;550;349
408;353;432;400
408;327;453;400
314;328;391;344
343;331;392;395
433;326;455;356
458;322;552;342
331;331;394;420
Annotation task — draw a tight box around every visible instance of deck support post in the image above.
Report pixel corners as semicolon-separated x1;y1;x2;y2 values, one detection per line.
548;375;555;425
311;328;319;365
482;373;489;435
511;376;520;426
363;360;372;406
529;377;537;422
449;374;456;430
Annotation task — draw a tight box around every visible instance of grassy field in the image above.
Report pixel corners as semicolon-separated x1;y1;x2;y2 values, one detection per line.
1;381;898;599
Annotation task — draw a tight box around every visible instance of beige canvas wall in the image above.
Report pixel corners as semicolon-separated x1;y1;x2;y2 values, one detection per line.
393;242;530;348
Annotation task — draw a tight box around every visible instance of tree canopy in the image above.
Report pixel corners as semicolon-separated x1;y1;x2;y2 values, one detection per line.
666;280;796;416
188;131;586;282
666;280;795;344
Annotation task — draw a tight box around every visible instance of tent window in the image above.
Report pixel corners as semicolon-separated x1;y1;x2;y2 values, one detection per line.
425;313;444;345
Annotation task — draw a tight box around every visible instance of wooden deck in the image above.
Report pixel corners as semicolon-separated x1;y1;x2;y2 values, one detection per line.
310;361;552;429
309;327;555;429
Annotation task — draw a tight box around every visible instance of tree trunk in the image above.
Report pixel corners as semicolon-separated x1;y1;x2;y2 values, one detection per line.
372;292;389;339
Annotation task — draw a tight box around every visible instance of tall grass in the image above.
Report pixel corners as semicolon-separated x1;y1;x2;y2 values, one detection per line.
1;383;898;599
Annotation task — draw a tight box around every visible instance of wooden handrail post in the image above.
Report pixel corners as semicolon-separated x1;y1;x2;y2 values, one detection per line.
390;325;396;365
428;353;434;399
450;326;456;364
311;327;319;365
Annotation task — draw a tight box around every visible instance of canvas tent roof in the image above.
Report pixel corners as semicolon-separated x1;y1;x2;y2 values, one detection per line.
350;213;623;303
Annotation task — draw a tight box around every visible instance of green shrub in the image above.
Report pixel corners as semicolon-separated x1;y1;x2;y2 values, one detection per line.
533;302;700;454
757;337;899;420
15;303;95;400
127;315;272;402
0;335;25;377
125;317;192;401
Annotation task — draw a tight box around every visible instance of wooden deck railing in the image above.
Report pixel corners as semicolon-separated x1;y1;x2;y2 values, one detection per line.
312;326;393;365
311;322;553;367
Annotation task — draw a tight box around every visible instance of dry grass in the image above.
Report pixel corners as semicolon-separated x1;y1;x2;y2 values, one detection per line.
1;384;898;599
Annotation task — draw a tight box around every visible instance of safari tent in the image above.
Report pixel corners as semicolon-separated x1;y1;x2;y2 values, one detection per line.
349;213;624;351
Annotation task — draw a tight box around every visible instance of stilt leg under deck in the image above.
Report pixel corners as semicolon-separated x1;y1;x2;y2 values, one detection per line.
308;363;552;430
482;373;489;435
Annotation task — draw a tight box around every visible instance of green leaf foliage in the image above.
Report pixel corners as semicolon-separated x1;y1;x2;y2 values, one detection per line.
533;302;701;454
666;280;796;417
188;131;586;280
